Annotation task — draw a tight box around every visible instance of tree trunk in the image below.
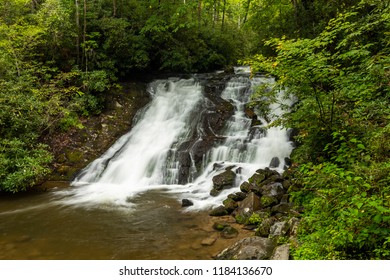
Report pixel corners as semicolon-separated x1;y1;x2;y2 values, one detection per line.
198;0;202;31
212;0;217;30
113;0;117;17
243;0;251;24
83;0;87;72
221;0;226;30
75;0;80;65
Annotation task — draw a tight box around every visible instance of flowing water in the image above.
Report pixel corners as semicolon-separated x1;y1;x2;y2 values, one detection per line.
0;68;294;259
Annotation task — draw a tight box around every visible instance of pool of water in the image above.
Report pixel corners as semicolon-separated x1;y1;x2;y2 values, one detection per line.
0;186;243;260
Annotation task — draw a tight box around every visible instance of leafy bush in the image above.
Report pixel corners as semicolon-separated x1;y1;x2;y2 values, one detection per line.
0;139;52;193
247;1;390;259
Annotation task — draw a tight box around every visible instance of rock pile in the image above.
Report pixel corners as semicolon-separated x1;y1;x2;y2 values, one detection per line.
209;168;301;260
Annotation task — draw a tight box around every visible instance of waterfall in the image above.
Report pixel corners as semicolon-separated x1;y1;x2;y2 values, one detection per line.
65;69;294;210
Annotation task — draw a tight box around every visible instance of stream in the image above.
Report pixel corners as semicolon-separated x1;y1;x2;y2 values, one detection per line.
0;67;294;259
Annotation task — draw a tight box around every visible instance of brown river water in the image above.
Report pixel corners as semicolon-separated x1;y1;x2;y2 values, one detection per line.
0;185;247;260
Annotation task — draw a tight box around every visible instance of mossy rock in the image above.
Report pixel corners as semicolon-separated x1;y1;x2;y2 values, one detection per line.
228;192;247;201
213;222;229;231
239;181;252;193
212;169;236;190
221;226;239;239
248;172;267;186
209;206;229;216
234;212;251;225
255;217;276;238
261;196;279;208
223;198;238;213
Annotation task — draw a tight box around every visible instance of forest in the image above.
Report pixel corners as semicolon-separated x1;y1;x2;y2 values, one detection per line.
0;0;389;259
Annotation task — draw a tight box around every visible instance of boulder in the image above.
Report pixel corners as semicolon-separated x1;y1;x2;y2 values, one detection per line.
271;203;293;214
239;181;252;193
269;221;290;238
220;226;239;239
244;105;257;119
269;157;280;168
255;217;276;237
260;196;279;208
236;192;261;214
223;198;238;213
270;244;290;260
233;193;261;224
228;192;247;202
210;169;236;196
209;206;229;216
284;157;292;168
260;182;285;200
215;237;276;260
212;221;230;231
181;199;193;207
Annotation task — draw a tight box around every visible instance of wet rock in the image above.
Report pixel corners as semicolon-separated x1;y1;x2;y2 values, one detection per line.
234;212;252;225
255;217;276;237
220;226;239;239
228;192;247;202
269;157;280;168
236;192;261;214
260;196;279;208
269;221;290;238
213;162;225;171
239;181;252;193
255;168;280;179
244;105;257;119
223;198;238;213
284;157;292;168
213;222;230;231
233;193;261;224
271;203;293;214
177;152;192;184
215;237;276;260
181;199;194;207
260;182;285;200
248;172;267;186
210;169;236;196
271;244;290;260
209;206;229;216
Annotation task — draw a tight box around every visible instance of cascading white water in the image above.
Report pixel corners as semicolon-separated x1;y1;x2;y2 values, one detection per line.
64;69;294;210
171;74;294;210
67;78;204;206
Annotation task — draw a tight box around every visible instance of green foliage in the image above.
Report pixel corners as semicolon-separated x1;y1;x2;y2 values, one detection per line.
0;139;52;193
248;212;263;225
246;1;390;259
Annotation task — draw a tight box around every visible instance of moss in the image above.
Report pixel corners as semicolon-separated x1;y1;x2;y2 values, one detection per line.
234;212;251;225
223;198;238;213
65;149;84;163
248;213;263;225
261;196;279;208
